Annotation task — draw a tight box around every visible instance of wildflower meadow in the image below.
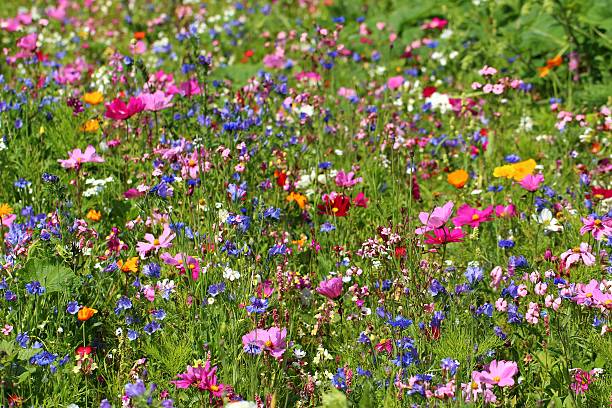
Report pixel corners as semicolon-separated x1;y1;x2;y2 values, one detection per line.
1;1;611;407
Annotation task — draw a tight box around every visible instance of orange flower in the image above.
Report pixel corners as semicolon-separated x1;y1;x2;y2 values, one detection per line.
80;119;100;132
117;257;139;273
546;55;562;68
287;192;307;209
537;66;550;78
78;306;97;321
83;91;103;105
0;203;13;218
447;169;469;189
86;209;101;222
134;31;146;40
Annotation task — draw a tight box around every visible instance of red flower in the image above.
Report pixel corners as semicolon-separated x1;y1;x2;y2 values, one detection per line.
422;86;437;98
317;193;351;217
589;187;612;200
76;345;93;356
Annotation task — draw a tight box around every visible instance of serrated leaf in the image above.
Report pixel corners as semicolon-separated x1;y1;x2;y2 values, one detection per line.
23;261;77;293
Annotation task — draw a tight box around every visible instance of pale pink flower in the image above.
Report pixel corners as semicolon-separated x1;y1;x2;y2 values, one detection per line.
580;216;612;241
136;226;176;258
316;277;343;299
139;90;173;112
477;360;518;387
415;201;454;234
58;145;104;169
560;243;596;270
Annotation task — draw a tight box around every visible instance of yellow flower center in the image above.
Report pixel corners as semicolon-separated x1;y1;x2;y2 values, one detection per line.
210;385;219;392
472;214;480;221
265;340;273;348
188;159;196;167
572;247;581;253
154;239;160;245
332;207;339;213
188;263;195;269
471;381;479;390
493;376;501;383
594;219;602;226
586;292;592;298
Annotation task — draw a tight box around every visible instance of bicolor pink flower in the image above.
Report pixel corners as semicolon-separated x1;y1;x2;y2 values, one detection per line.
104;97;145;120
423;227;464;245
182;151;200;179
316;277;343;299
452;204;494;228
560;243;596;270
172;361;226;397
242;327;287;359
415;201;454;234
139;90;173;112
58;145;104;169
17;33;37;52
136;226;176;258
477;360;518;387
580;216;612;241
518;173;544;192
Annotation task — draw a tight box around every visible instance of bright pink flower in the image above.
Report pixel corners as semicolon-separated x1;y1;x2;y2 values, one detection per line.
58;145;104;169
124;188;145;199
1;213;16;227
423;227;464;245
104;97;145;120
185;256;200;281
353;192;369;208
17;33;37;52
452;204;494;228
139;90;173;112
494;204;516;218
560;243;596;270
242;327;287;359
172;361;226;397
572;279;603;306
256;280;275;298
136;226;176;258
580;216;612;241
335;170;362;188
518;173;544;192
179;78;201;97
387;76;404;90
316;277;343;299
477;360;518;387
415;201;454;234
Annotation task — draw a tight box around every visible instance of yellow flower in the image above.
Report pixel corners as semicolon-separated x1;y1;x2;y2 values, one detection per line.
447;169;469;189
117;257;139;273
511;159;537;181
493;164;515;179
0;203;13;218
78;306;97;321
287;192;307;209
86;209;101;222
80;119;100;132
83;91;104;105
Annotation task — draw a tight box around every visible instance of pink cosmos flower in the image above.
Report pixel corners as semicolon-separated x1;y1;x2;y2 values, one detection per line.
477;360;518;387
335;170;362;188
424;227;464;245
104;97;145;120
58;145;104;169
182;151;200;179
316;277;343;299
415;201;454;234
179;78;201;97
494;204;516;218
518;173;544;192
560;243;596;270
387;76;404;90
452;204;494;228
139;90;174;112
353;192;369;208
1;213;16;227
572;279;606;307
136;226;176;258
17;33;37;52
172;361;226;397
580;216;612;241
161;252;199;280
242;327;287;359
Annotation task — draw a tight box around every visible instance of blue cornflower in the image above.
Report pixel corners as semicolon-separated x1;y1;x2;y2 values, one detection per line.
143;321;161;335
25;281;45;296
498;239;515;248
16;332;29;348
125;379;147;398
30;351;57;366
151;309;166;320
142;262;161;278
440;358;459;375
246;297;269;314
127;330;139;341
66;301;80;315
331;368;347;390
320;222;336;232
115;296;133;314
464;265;484;284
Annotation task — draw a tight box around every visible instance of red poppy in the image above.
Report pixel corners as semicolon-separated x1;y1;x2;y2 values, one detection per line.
274;170;287;187
394;247;406;258
76;345;93;356
422;86;437;98
317;194;351;217
589;187;612;200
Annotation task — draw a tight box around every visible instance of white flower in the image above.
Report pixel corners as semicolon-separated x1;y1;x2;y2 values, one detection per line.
223;266;240;281
294;348;306;359
534;208;563;233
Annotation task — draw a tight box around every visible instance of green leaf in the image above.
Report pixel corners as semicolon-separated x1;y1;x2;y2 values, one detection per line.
22;261;77;293
321;388;349;408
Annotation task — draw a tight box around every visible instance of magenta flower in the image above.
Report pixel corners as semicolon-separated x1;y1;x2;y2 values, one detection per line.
518;173;544;192
242;327;287;359
185;256;200;281
139;90;174;112
104;97;145;120
335;170;362;188
353;192;369;208
316;277;343;299
560;243;596;270
477;360;518;387
136;226;176;258
580;216;612;241
452;204;494;228
58;145;104;169
423;227;464;245
172;361;226;397
17;33;37;52
387;76;404;90
494;204;516;219
415;201;454;234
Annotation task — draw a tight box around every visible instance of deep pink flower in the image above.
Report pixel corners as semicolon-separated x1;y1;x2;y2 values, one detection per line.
415;201;454;234
316;277;343;299
139;90;173;112
424;227;464;245
518;173;544;192
452;204;494;228
104;97;145;120
124;188;145;199
242;327;287;359
172;361;226;397
580;216;612;241
387;76;404;90
353;192;369;208
494;204;516;219
335;170;362;188
560;243;595;270
136;226;176;258
17;33;37;52
477;360;518;387
58;145;104;169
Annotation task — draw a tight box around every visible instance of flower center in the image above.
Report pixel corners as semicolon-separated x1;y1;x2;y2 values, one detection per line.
471;381;479;390
188;159;196;167
264;340;273;348
586;292;592;298
471;214;480;221
154;239;160;245
594;219;602;226
188;263;195;269
572;247;581;253
493;376;501;383
210;385;219;392
332;207;339;213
